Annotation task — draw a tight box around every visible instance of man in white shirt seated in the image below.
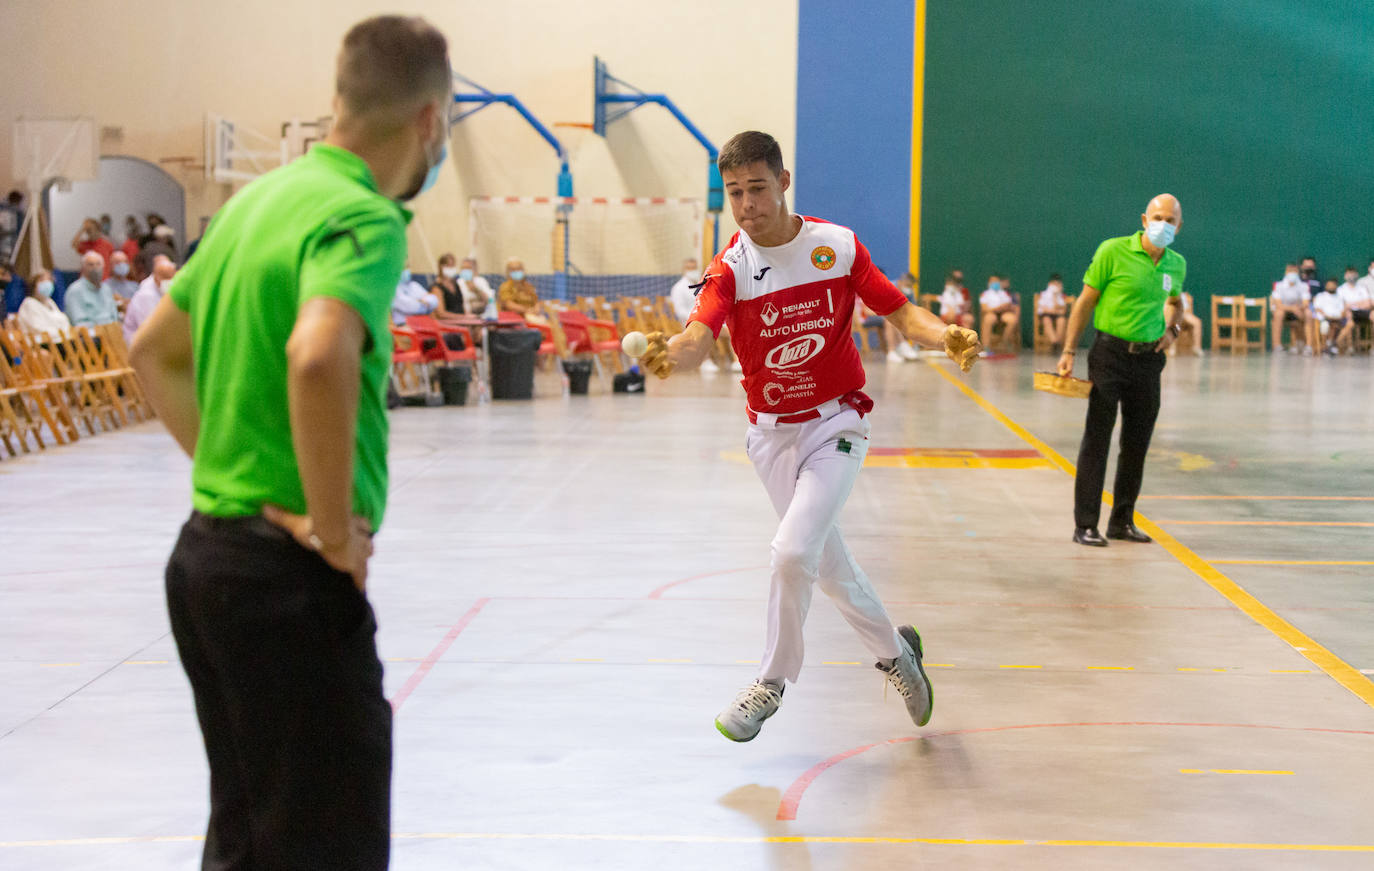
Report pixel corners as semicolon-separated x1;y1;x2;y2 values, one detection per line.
979;273;1019;352
1035;273;1069;349
392;268;440;325
1357;257;1374;303
669;257;700;324
1270;262;1310;353
937;273;972;328
1311;279;1349;356
1336;264;1372;350
123;255;177;343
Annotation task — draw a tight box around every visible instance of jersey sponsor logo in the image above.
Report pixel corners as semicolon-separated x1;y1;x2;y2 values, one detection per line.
1162;274;1173;292
764;333;826;369
811;246;836;271
753;266;771;281
782;299;820;316
759;316;835;339
763;382;785;406
761;302;779;326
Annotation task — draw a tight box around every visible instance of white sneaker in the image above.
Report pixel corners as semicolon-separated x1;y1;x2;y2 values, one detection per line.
875;625;933;727
898;342;919;360
699;358;720;373
886;351;905;363
715;680;783;742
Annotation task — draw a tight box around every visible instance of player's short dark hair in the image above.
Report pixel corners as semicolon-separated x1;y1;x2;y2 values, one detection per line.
1285;262;1297;268
1301;254;1316;263
1346;264;1357;273
337;16;450;117
1049;273;1062;282
718;131;785;177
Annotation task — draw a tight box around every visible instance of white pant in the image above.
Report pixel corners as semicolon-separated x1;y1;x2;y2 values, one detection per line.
746;404;901;683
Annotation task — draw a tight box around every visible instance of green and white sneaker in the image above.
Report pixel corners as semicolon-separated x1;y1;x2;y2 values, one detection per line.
876;625;934;727
715;680;783;742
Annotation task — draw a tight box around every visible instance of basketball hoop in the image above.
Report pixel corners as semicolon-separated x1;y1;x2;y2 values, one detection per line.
552;122;596;160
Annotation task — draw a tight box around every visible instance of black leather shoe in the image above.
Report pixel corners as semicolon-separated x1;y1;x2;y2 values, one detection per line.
1073;527;1108;547
1106;523;1152;543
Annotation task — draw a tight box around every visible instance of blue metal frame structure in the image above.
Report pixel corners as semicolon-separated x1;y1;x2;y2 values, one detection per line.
452;72;574;296
593;57;724;254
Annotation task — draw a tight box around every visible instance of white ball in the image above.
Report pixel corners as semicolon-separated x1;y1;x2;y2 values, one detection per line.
622;331;649;357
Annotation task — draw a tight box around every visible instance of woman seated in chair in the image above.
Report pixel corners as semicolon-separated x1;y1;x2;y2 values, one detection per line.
16;270;71;339
1035;274;1069;350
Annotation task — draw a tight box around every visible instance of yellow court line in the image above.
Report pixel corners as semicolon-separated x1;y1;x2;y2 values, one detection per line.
1179;769;1295;776
999;664;1042;669
1213;560;1374;566
1087;666;1134;671
5;832;1372;852
908;0;926;279
923;360;1374;711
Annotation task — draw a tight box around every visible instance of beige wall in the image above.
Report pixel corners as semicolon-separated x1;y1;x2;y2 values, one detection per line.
0;0;797;269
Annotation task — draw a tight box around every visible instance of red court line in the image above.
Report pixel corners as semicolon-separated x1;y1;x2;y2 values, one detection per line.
646;566;768;599
390;598;491;712
776;721;1374;821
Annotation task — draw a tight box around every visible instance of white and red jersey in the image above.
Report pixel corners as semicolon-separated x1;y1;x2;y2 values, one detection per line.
688;216;908;415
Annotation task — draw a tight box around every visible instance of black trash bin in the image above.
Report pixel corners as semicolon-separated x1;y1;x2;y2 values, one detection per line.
437;365;472;405
562;359;593;395
489;328;543;400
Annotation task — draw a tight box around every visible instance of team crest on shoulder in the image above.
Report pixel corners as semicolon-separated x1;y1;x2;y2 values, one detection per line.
810;246;836;271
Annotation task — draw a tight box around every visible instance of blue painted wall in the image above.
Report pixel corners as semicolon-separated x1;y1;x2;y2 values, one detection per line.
794;0;913;277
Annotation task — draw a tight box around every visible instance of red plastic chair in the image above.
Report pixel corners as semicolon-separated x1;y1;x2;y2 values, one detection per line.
405;315;477;364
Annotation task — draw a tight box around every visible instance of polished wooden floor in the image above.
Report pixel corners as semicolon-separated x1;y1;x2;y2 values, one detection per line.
3;353;1373;869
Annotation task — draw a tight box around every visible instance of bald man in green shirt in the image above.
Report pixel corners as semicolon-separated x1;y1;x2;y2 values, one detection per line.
1057;194;1186;547
131;16;451;869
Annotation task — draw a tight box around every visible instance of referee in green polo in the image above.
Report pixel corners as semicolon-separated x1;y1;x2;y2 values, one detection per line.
130;17;450;869
1057;194;1186;547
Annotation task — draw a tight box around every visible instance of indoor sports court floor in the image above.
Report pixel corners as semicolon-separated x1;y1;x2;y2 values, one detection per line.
3;354;1372;870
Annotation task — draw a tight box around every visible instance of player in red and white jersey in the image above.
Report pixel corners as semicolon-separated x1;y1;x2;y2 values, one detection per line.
633;131;981;742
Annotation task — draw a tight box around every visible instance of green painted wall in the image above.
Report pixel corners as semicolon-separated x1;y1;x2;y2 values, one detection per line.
920;0;1374;347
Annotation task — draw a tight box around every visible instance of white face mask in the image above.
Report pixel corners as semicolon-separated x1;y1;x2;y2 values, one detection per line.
1145;220;1176;248
1285;273;1299;284
441;266;460;279
683;270;702;284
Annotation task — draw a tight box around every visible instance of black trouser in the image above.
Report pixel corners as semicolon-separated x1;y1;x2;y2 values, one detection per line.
166;512;391;871
1074;334;1165;530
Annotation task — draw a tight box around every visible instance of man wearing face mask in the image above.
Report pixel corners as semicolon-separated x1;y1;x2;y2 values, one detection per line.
1270;262;1311;354
457;256;493;316
103;251;139;310
670;257;702;324
1058;194;1185;547
122;255;176;343
129;16;451;870
64;251;119;326
71;218;116;279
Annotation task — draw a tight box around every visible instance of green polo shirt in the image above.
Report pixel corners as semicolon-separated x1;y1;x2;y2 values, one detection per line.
168;144;410;530
1083;231;1186;343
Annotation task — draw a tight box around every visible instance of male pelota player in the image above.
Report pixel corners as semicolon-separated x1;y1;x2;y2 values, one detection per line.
636;131;981;742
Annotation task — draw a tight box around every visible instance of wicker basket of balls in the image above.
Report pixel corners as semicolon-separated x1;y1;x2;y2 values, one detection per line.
1033;371;1093;398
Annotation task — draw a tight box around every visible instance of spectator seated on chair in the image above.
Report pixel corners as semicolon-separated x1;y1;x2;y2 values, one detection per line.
895;270;917;304
1311;279;1349;356
123;255;177;343
1175;291;1204;356
458;256;494;317
1337;264;1371;350
1035;273;1069;349
1357;256;1374;307
1270;263;1311;353
498;257;548;326
17;270;71;338
430;252;466;315
392;268;440;326
120;215;143;266
938;274;973;328
103;251;139;311
669;257;701;325
71;217;116;279
979;274;1019;351
65;251;120;327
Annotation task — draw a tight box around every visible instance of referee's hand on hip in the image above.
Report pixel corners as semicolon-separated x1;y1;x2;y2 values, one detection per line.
263;504;375;591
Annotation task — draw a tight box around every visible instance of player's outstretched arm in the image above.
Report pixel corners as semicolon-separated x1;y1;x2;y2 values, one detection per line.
639;321;714;379
886;301;982;372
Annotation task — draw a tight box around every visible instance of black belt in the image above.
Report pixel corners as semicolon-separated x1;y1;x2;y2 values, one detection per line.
1097;332;1160;355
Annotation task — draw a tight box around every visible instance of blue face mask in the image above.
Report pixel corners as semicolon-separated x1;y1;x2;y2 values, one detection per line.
510;270;525;281
459;268;474;282
1145;220;1176;248
417;143;447;198
37;279;54;298
989;281;1002;292
113;262;130;277
400;269;412;284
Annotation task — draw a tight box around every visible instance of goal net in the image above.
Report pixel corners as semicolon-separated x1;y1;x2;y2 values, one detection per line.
468;196;704;300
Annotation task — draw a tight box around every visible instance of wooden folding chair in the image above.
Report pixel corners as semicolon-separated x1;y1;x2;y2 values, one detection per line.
53;329;127;430
0;329;79;447
1234;297;1267;353
1210;296;1242;353
0;353;49;456
92;323;153;420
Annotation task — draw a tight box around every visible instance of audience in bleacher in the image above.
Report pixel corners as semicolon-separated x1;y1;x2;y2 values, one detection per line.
392;269;440;325
1271;263;1311;354
71;218;116;279
104;251;139;307
123;255;177;343
64;252;119;327
979;274;1019;352
1035;273;1068;348
669;257;700;324
17;269;71;337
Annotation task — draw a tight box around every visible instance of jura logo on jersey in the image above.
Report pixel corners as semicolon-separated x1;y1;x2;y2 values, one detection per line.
765;334;826;370
760;302;779;326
